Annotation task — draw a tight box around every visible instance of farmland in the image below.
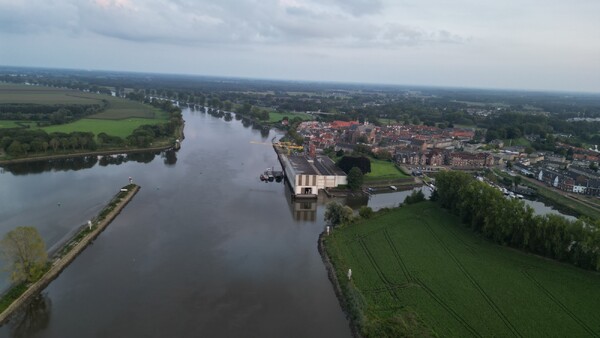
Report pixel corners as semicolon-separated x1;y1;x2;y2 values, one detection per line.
0;84;168;137
324;201;600;337
0;83;103;105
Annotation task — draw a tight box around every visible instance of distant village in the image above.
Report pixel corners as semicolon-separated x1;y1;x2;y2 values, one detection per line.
294;120;600;197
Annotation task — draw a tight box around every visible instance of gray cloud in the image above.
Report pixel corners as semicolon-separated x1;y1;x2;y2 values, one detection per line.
329;0;384;16
0;0;465;47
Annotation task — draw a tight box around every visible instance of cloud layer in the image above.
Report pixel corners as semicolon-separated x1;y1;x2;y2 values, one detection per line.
0;0;598;92
0;0;466;47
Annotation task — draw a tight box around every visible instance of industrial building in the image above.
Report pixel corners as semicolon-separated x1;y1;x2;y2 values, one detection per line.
278;154;347;198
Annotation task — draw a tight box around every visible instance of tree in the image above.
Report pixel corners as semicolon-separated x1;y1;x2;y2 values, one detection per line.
347;167;364;191
7;140;24;156
49;138;60;152
1;226;48;283
513;175;522;187
338;156;371;174
324;202;354;226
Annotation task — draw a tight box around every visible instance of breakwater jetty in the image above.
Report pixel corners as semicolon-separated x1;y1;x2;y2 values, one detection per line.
0;184;140;325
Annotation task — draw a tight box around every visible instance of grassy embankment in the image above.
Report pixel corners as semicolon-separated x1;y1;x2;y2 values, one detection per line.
324;201;600;337
494;169;600;220
0;185;139;318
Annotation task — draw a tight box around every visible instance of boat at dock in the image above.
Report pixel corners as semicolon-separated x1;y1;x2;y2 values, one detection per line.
259;167;284;182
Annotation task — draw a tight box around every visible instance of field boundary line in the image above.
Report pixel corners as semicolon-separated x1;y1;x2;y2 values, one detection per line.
358;238;400;301
522;269;598;337
414;277;482;338
420;215;522;337
383;229;413;282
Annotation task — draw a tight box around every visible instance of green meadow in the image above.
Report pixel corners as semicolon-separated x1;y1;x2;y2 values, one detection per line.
364;158;410;181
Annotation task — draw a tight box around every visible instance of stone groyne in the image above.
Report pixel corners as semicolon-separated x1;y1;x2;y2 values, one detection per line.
0;185;140;325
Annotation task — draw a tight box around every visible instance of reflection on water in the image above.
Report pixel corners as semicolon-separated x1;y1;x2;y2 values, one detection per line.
8;293;52;338
2;156;98;175
284;182;319;221
162;149;178;166
0;150;178;175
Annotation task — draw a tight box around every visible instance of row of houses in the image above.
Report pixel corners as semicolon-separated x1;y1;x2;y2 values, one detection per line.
394;149;494;168
536;168;600;196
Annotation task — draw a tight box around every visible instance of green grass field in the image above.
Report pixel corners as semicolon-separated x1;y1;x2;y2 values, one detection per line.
0;120;26;129
39;118;165;138
268;111;314;123
503;137;531;147
364;159;410;181
325;202;600;337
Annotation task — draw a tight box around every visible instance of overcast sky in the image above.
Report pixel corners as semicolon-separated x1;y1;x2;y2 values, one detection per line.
0;0;599;92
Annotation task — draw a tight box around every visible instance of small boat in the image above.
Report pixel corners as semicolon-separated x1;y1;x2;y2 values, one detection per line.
390;185;397;191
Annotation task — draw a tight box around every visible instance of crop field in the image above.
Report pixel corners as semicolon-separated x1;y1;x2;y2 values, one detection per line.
0;83;104;105
364;158;410;181
87;99;165;120
324;202;600;337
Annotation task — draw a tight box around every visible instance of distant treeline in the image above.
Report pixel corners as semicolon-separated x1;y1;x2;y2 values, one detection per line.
0;99;183;157
0;103;105;125
433;171;600;271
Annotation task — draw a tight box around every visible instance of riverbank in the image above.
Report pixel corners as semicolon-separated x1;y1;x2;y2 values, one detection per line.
0;144;177;165
318;233;362;338
0;184;140;325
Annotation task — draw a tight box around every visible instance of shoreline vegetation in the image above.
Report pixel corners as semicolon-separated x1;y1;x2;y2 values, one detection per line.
322;201;600;337
0;184;140;325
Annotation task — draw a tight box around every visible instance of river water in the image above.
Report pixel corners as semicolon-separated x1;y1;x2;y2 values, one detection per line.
0;109;351;337
0;108;577;337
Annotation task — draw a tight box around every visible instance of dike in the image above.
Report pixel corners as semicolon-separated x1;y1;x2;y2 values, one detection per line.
0;185;140;325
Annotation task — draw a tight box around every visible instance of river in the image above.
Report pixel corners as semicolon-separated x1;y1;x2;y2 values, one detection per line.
0;109;351;337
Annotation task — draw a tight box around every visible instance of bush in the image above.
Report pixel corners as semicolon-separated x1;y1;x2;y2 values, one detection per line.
325;202;354;226
359;206;374;219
